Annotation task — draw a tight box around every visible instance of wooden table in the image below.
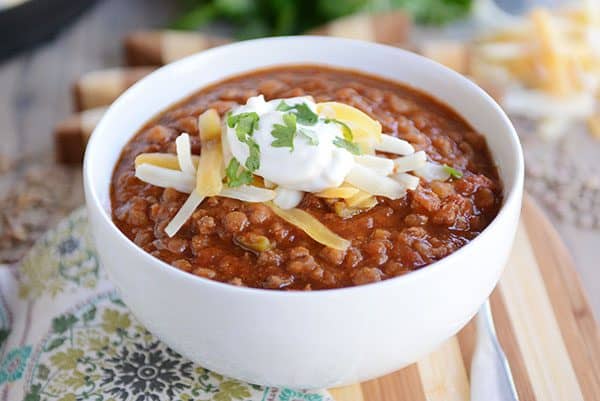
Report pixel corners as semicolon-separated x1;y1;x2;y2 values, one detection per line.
1;0;599;317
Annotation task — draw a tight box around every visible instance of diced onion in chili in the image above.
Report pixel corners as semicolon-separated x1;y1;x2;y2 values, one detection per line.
414;162;451;182
175;133;196;176
345;164;406;200
273;187;304;209
165;191;204;237
375;134;415;155
354;155;394;175
267;203;350;251
135;153;199;170
394;151;427;173
135;164;195;193
220;185;276;202
315;186;360;199
392;172;420;190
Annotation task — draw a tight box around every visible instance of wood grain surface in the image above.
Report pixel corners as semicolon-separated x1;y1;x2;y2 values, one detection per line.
329;195;600;400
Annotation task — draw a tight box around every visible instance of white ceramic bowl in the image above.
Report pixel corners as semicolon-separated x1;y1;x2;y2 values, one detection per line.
84;36;524;389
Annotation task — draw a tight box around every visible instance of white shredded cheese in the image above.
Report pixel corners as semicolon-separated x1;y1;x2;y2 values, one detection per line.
414;162;451;182
393;172;420;190
374;134;415;155
135;164;195;193
165;191;205;237
354;155;395;175
345;164;406;200
175;133;196;176
220;185;276;202
394;151;427;173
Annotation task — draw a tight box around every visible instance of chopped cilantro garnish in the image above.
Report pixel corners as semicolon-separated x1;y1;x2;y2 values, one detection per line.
271;113;297;151
333;137;361;155
245;137;260;171
225;158;254;187
276;101;318;125
298;128;319;146
443;164;463;179
227;112;261;172
324;118;353;141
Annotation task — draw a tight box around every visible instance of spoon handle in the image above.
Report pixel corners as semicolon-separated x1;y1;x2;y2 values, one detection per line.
470;300;520;401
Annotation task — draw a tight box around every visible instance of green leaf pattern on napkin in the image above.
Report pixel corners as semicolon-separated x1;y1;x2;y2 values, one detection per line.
0;208;331;401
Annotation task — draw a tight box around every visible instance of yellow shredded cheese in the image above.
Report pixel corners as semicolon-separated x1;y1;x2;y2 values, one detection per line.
316;101;382;146
356;196;378;209
345;190;372;208
531;8;572;96
195;140;223;196
315;186;360;199
135;153;199;170
198;108;222;141
267;203;350;251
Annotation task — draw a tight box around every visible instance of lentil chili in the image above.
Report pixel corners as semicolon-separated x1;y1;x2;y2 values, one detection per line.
111;66;502;290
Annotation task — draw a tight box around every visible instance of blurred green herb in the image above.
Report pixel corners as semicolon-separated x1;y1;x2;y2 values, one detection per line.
172;0;472;38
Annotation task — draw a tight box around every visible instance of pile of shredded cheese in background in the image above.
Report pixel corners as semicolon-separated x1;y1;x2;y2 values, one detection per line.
470;0;600;140
133;97;462;250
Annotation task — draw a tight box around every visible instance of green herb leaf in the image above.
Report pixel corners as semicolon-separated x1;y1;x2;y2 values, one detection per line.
298;128;319;146
227;112;259;138
443;164;463;179
245;137;260;171
227;112;261;171
271;112;297;151
333;137;361;155
324;118;353;141
276;101;319;125
225;158;254;187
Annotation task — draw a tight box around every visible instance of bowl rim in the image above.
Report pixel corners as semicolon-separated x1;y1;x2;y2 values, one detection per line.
84;35;524;298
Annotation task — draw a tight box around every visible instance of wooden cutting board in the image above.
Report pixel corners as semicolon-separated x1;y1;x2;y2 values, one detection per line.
328;194;600;401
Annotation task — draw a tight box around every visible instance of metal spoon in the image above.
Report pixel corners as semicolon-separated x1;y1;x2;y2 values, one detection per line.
470;300;520;401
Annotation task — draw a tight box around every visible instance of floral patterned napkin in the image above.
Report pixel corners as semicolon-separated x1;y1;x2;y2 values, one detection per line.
0;209;332;401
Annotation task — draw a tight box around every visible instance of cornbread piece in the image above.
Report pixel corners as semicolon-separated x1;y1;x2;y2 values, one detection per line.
124;30;231;66
73;67;155;111
417;40;471;74
308;11;411;46
54;107;106;164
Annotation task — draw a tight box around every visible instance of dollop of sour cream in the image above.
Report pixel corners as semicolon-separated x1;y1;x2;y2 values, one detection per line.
225;95;354;192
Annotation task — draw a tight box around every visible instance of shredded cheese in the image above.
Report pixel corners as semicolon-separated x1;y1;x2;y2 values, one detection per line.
414;162;451;182
354;155;395;175
135;153;199;170
374;134;415;156
393;172;420;190
316;101;382;145
220;185;276;202
394;151;427;173
175;133;196;176
198;108;222;141
345;189;372;208
165;191;204;237
135;164;195;193
195;140;223;196
267;203;351;251
315;186;360;199
345;164;406;200
471;3;600;140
